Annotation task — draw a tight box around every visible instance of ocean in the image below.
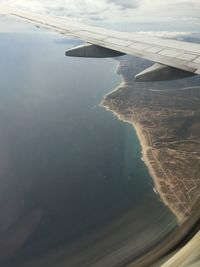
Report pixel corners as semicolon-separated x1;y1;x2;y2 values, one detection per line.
0;20;177;266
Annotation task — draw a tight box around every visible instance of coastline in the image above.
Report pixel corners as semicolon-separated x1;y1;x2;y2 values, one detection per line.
129;121;181;220
101;101;167;205
100;58;192;224
103;60;126;97
100;68;163;196
101;103;184;223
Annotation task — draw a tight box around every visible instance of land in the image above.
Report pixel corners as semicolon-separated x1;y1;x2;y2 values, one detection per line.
101;55;200;224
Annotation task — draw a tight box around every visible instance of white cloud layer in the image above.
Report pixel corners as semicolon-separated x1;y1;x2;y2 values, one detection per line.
1;0;200;31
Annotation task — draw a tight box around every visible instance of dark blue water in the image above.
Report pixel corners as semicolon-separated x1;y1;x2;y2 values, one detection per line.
0;20;177;265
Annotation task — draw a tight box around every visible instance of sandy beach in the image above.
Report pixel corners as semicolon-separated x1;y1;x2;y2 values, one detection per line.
101;99;176;217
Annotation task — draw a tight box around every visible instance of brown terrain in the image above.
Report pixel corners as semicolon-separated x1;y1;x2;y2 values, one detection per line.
101;56;200;224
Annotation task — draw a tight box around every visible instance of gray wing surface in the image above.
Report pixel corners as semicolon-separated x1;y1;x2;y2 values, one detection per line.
1;6;200;77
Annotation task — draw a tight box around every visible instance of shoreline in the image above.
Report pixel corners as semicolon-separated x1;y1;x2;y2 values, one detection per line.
99;64;164;193
102;106;161;190
101;94;186;223
100;60;186;223
102;60;126;99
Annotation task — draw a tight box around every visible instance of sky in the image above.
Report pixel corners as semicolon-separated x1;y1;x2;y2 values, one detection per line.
1;0;200;32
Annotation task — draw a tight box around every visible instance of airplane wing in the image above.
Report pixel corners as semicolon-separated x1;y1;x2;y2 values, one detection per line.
1;6;200;81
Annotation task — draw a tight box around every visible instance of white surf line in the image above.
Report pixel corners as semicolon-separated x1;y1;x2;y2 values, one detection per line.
147;86;200;92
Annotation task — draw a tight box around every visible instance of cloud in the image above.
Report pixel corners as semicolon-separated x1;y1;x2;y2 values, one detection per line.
1;0;142;24
139;0;200;20
0;0;200;32
105;0;140;9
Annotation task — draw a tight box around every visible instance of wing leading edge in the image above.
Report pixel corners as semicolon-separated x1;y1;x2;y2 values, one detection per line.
1;6;200;81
